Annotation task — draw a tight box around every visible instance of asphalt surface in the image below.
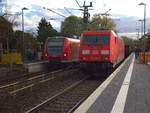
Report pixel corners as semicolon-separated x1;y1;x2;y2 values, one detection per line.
76;54;150;113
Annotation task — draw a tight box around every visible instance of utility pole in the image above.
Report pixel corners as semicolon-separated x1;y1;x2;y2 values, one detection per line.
74;0;92;30
82;1;92;30
136;28;140;40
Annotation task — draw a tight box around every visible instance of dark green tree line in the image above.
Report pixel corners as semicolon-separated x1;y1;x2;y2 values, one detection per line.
37;18;58;44
61;15;83;38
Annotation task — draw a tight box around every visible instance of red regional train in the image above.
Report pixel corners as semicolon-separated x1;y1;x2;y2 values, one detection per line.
80;30;124;73
44;36;80;64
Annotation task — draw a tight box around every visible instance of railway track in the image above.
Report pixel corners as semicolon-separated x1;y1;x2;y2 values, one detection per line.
0;66;78;96
0;67;85;113
0;64;75;85
25;77;105;113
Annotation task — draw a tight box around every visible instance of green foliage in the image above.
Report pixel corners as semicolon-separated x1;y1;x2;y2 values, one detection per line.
61;15;83;37
0;16;14;51
121;36;137;47
0;16;43;56
88;15;117;32
14;30;38;52
142;34;150;51
37;18;58;45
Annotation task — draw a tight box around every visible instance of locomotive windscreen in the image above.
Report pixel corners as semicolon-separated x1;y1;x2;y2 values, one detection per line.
83;34;110;45
48;38;64;54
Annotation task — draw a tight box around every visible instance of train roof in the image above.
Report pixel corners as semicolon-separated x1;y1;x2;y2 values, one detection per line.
82;30;123;40
47;36;80;42
83;30;115;35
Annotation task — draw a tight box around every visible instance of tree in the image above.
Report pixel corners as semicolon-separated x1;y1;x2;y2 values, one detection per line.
37;18;57;44
61;15;83;38
121;36;137;47
14;30;39;53
0;16;13;52
88;15;117;32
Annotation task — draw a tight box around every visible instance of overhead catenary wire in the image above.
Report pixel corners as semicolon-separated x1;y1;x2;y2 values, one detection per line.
43;7;66;18
75;0;81;8
64;7;73;15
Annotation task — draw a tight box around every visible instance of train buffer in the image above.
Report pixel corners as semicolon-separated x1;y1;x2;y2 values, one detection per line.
74;53;150;113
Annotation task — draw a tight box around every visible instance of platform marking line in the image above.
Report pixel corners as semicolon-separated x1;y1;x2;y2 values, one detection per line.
73;54;133;113
0;82;18;89
52;69;62;74
10;84;34;94
28;74;45;80
111;55;135;113
40;77;55;83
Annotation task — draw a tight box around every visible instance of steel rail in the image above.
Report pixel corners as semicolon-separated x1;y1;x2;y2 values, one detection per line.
25;77;89;113
0;68;70;90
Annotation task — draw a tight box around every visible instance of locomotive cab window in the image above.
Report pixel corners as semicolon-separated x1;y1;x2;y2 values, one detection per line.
83;34;110;45
48;37;64;55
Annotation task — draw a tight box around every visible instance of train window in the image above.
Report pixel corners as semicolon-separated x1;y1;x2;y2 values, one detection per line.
48;46;62;54
97;35;110;44
83;35;97;45
48;37;64;54
83;34;110;45
115;37;117;44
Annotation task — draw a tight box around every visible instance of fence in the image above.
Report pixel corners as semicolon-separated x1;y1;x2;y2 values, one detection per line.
139;52;150;64
0;53;22;64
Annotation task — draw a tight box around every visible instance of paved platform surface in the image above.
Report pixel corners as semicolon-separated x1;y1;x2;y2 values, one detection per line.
74;54;150;113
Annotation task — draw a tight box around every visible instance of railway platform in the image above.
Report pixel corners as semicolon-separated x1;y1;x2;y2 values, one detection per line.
24;61;48;73
74;53;150;113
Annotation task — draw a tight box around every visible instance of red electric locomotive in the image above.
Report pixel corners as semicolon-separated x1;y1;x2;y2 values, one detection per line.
44;36;80;64
80;30;124;73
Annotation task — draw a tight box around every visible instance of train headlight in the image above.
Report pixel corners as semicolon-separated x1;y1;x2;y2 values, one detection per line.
64;53;67;56
82;50;90;54
45;53;48;56
101;50;109;55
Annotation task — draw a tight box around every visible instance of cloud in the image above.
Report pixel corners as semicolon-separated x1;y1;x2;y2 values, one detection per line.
7;0;150;34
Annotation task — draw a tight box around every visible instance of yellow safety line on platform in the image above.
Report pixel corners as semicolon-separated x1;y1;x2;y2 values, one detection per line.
28;74;45;80
10;84;33;94
0;82;18;89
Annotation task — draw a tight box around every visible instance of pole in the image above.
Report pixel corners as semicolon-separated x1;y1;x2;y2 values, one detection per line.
144;5;146;35
22;9;24;62
137;29;139;39
82;1;92;30
141;20;143;37
143;5;146;63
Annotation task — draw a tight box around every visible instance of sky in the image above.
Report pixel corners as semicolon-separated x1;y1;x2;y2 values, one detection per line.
1;0;150;37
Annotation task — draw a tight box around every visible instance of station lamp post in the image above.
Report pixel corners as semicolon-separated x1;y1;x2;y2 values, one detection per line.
22;7;28;63
138;2;146;35
138;19;144;37
138;2;147;63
